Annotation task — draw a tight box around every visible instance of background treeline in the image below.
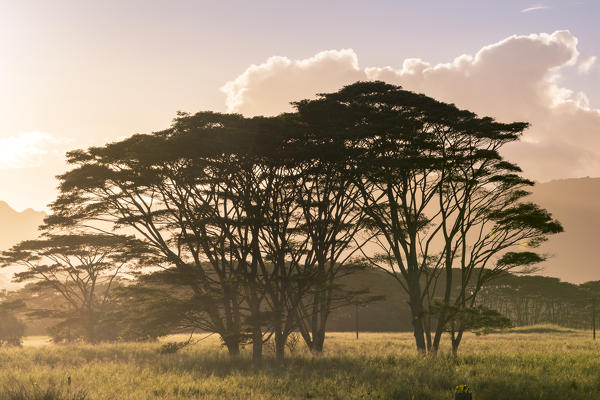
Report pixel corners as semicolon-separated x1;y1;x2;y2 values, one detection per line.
4;268;595;336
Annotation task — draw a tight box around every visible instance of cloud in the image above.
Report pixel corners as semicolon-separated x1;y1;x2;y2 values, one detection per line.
521;5;550;13
222;30;600;182
221;49;365;116
578;55;597;73
0;132;65;170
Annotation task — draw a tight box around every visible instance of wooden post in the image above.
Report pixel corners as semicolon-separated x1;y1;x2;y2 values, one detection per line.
593;298;596;340
355;303;359;340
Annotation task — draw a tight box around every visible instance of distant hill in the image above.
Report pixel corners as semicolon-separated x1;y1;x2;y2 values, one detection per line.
0;201;45;290
0;201;45;251
529;177;600;283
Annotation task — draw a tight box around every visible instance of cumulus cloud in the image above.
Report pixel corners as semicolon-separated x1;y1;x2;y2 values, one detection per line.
221;49;365;116
0;132;64;170
221;30;600;182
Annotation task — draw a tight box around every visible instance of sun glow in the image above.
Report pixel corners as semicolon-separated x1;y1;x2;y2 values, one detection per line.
0;132;58;170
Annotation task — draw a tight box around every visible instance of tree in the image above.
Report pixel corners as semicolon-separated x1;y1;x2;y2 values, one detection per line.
45;111;372;361
426;122;563;353
100;269;204;341
295;81;562;354
286;111;371;353
478;274;586;328
0;234;152;342
44;81;561;355
44;114;260;354
0;300;25;346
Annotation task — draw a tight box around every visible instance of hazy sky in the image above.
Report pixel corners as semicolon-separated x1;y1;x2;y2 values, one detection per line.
1;0;599;211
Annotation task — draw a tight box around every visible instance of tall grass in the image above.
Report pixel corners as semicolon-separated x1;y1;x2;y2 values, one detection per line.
0;327;597;399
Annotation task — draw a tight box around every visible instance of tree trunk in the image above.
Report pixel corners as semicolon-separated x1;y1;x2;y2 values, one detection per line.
311;288;330;353
86;310;97;343
274;330;286;362
313;329;325;352
297;320;314;351
223;336;241;357
248;279;263;364
424;315;433;353
408;283;427;354
451;329;464;356
412;317;427;353
252;329;263;364
431;246;455;354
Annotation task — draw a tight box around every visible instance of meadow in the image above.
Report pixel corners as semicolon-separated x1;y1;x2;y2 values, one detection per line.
0;326;598;400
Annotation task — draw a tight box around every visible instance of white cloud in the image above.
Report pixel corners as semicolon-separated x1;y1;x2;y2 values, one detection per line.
578;55;597;73
222;30;600;182
221;49;365;116
0;132;64;170
521;5;550;13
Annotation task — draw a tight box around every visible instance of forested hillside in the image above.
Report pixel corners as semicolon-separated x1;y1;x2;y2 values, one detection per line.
329;269;599;332
531;177;600;283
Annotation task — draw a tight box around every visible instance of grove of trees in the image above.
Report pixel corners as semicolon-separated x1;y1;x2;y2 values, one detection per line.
1;81;562;360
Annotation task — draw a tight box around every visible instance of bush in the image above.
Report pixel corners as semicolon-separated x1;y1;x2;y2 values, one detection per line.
0;312;25;347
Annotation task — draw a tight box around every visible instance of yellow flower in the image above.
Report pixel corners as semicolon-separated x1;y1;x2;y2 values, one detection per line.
455;384;471;393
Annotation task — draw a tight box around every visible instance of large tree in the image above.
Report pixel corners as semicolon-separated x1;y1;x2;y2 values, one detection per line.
295;81;562;353
46;111;371;360
417;99;563;354
45;114;263;354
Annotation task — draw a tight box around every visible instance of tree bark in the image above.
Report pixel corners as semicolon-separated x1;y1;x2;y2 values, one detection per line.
409;299;427;353
252;328;263;364
223;335;241;357
274;330;286;362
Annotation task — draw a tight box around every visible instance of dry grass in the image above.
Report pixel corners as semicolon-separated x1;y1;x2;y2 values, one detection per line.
1;326;598;399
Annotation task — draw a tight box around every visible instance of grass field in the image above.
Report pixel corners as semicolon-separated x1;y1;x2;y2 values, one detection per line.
0;325;598;399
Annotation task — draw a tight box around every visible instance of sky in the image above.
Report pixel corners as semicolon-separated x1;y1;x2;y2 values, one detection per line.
0;0;599;211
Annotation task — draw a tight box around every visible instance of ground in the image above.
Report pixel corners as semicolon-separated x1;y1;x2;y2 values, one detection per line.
0;325;597;399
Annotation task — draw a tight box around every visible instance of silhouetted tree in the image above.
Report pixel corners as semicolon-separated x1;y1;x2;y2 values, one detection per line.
295;81;562;354
100;269;203;341
286;110;371;353
421;106;563;354
45;111;373;361
43;81;563;356
44;114;262;353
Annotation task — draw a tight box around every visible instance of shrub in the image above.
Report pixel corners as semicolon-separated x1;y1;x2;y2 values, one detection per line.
0;311;25;347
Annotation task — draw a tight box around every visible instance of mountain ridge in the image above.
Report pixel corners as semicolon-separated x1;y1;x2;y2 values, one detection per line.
0;202;46;290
